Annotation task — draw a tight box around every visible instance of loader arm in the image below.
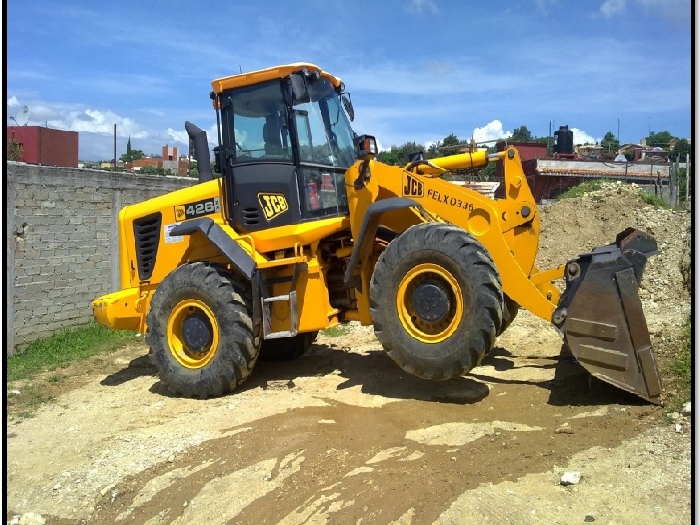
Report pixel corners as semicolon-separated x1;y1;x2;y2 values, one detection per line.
345;147;562;324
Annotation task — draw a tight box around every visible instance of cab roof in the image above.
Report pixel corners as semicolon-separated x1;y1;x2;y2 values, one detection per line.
211;63;342;93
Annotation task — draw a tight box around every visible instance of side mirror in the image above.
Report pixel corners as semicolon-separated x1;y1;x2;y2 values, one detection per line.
289;73;310;105
341;94;354;122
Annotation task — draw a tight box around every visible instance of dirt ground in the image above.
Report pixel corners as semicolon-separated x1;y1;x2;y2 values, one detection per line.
6;183;692;525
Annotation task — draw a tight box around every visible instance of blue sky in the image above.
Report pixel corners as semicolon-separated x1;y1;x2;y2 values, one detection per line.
6;0;692;161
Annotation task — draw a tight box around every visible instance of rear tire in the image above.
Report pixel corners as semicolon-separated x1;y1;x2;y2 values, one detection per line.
145;262;259;398
259;331;318;361
370;223;503;380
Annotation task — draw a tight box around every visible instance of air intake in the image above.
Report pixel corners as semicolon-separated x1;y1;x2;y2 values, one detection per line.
133;213;162;280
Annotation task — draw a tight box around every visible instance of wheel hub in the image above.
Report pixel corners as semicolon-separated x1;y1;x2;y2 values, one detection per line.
182;313;213;352
411;279;451;324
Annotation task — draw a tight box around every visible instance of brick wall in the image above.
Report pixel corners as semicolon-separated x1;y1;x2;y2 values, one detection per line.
6;162;197;355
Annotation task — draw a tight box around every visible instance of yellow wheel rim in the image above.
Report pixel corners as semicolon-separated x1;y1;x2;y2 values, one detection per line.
167;299;219;369
396;263;464;343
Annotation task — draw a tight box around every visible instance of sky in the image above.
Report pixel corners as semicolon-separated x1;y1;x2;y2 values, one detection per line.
6;0;693;161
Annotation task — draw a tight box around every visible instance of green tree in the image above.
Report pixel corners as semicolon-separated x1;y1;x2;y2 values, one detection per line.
188;161;199;178
7;139;23;161
511;126;532;142
139;165;166;175
600;131;620;153
120;148;145;162
376;141;425;166
671;138;691;162
125;135;132;162
645;131;675;148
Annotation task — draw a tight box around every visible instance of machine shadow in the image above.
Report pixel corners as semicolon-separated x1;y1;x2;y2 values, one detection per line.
102;340;646;408
243;343;490;405
473;344;649;407
100;354;157;387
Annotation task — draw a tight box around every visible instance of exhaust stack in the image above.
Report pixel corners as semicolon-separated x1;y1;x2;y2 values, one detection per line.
185;121;213;183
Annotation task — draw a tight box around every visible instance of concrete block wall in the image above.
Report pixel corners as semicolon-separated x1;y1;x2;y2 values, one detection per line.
6;162;197;355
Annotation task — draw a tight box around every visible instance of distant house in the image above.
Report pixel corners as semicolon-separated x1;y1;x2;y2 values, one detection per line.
619;143;642;155
633;147;670;163
575;144;603;159
128;145;189;176
7;126;79;167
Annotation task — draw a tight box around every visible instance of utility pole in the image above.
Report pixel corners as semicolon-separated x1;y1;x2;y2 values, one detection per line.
113;124;117;172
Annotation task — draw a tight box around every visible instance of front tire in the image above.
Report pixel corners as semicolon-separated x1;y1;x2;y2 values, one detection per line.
370;223;503;380
496;294;519;337
145;263;258;398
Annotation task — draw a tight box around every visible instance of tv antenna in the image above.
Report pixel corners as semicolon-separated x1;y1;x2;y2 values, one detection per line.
11;105;31;126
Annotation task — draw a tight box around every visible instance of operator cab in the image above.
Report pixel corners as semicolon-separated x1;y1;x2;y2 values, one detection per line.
213;66;357;233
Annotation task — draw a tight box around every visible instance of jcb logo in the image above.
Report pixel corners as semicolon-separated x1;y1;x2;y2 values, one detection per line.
258;193;289;221
403;174;423;197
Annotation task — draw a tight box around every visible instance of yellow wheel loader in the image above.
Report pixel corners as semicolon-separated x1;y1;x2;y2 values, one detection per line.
92;63;662;404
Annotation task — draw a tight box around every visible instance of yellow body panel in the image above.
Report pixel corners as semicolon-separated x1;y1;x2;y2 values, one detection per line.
92;287;148;332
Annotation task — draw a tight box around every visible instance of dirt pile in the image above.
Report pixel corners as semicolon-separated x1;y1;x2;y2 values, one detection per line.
537;182;691;336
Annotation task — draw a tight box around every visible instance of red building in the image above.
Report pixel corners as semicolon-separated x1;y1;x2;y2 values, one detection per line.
494;141;548;199
7;126;79;168
128;145;189;176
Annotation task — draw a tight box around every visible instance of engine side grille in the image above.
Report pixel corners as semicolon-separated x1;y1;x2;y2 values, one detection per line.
133;213;162;280
243;207;260;225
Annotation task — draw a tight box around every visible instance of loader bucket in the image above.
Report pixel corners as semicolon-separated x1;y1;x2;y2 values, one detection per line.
552;228;663;405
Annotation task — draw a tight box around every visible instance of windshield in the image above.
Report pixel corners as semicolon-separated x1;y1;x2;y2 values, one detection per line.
220;76;356;168
294;78;356;168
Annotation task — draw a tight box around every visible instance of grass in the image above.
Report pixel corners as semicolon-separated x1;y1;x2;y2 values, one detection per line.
6;322;136;420
660;321;691;414
555;179;615;199
7;322;135;383
639;191;669;207
555;178;672;209
321;324;352;337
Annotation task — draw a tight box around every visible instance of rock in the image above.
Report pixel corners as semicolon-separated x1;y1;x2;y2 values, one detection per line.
263;473;272;481
584;513;596;522
560;472;581;486
9;389;21;396
682;402;691;416
675;424;682;433
555;423;574;434
17;514;45;525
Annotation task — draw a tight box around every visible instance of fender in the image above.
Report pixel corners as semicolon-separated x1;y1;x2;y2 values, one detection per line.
169;217;261;331
343;197;426;287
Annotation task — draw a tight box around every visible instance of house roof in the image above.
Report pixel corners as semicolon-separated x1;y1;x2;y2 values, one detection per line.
535;158;670;179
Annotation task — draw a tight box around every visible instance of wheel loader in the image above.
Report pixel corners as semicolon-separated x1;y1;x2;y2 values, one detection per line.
92;63;662;404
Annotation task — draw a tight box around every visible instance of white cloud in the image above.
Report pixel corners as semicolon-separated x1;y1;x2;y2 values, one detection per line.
166;128;189;145
7;96;19;108
600;0;626;17
535;0;558;13
407;0;438;14
570;128;600;145
472;120;512;144
63;109;149;139
599;0;688;22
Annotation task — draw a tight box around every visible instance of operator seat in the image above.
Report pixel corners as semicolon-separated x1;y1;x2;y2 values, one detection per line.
263;116;285;157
